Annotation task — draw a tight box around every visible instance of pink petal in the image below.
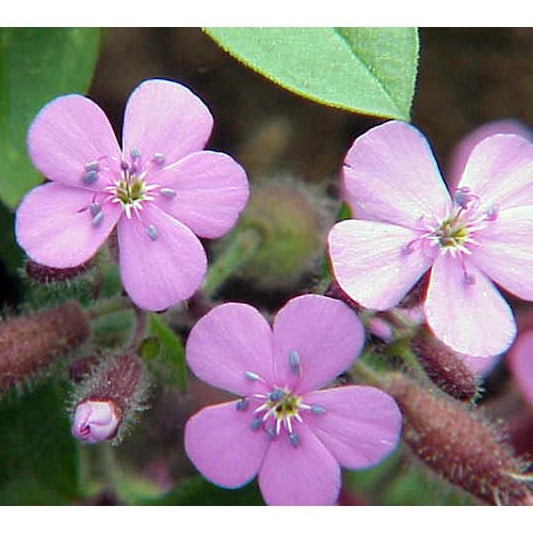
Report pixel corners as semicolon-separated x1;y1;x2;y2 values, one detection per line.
117;204;206;311
425;254;516;357
459;353;501;378
271;295;364;394
507;329;533;407
258;422;341;505
153;151;249;238
457;134;533;211
28;94;121;190
15;183;121;268
186;302;275;396
343;121;450;228
184;401;270;488
468;206;533;301
303;386;402;469
447;120;532;188
328;219;435;310
122;79;213;167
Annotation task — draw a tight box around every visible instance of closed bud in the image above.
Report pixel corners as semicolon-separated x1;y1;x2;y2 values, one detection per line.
71;353;147;444
233;180;333;289
25;259;91;284
0;302;90;391
411;325;479;401
385;373;532;505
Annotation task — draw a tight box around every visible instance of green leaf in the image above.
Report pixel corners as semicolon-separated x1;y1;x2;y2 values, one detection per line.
204;27;418;121
148;314;188;392
144;476;264;506
0;383;81;504
0;28;101;209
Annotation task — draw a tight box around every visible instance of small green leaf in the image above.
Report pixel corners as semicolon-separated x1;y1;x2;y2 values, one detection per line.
0;28;101;208
149;314;188;392
144;476;264;506
204;27;418;120
0;383;81;504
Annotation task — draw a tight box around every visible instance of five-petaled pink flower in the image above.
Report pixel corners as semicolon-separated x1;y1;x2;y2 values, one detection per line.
328;120;533;357
184;294;402;505
15;79;249;311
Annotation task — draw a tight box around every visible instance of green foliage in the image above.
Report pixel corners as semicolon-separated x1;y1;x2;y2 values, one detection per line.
144;476;264;505
0;28;101;208
0;382;81;504
148;314;188;392
204;27;419;121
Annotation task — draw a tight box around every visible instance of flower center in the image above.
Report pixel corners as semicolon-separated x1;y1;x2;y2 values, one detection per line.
403;186;498;260
237;351;327;448
82;148;178;237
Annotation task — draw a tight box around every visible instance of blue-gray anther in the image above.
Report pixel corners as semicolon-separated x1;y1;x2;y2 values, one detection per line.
160;188;177;198
289;350;301;375
269;389;285;402
289;432;300;448
464;273;476;285
152;153;165;165
131;147;142;160
236;398;249;411
250;418;263;431
92;210;104;228
245;371;260;381
85;161;99;172
454;187;470;208
83;170;98;185
89;203;101;217
311;404;326;415
265;426;277;439
148;225;159;241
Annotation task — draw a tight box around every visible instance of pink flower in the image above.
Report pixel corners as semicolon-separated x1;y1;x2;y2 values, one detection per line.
15;79;249;311
184;294;402;505
328;120;533;357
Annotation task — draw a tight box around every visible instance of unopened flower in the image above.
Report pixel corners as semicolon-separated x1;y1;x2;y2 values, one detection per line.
16;79;249;311
184;294;402;505
0;302;90;391
71;353;146;444
72;400;120;443
329;120;533;357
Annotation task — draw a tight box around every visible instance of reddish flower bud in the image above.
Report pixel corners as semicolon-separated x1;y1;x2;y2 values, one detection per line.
0;302;90;391
385;373;531;505
411;325;479;401
71;353;146;444
25;259;91;284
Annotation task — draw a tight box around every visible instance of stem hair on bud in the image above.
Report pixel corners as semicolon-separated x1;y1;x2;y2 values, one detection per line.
385;373;532;505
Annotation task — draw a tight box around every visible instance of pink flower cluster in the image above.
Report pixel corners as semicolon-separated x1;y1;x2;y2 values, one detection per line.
329;120;533;357
15;77;533;506
16;79;249;311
